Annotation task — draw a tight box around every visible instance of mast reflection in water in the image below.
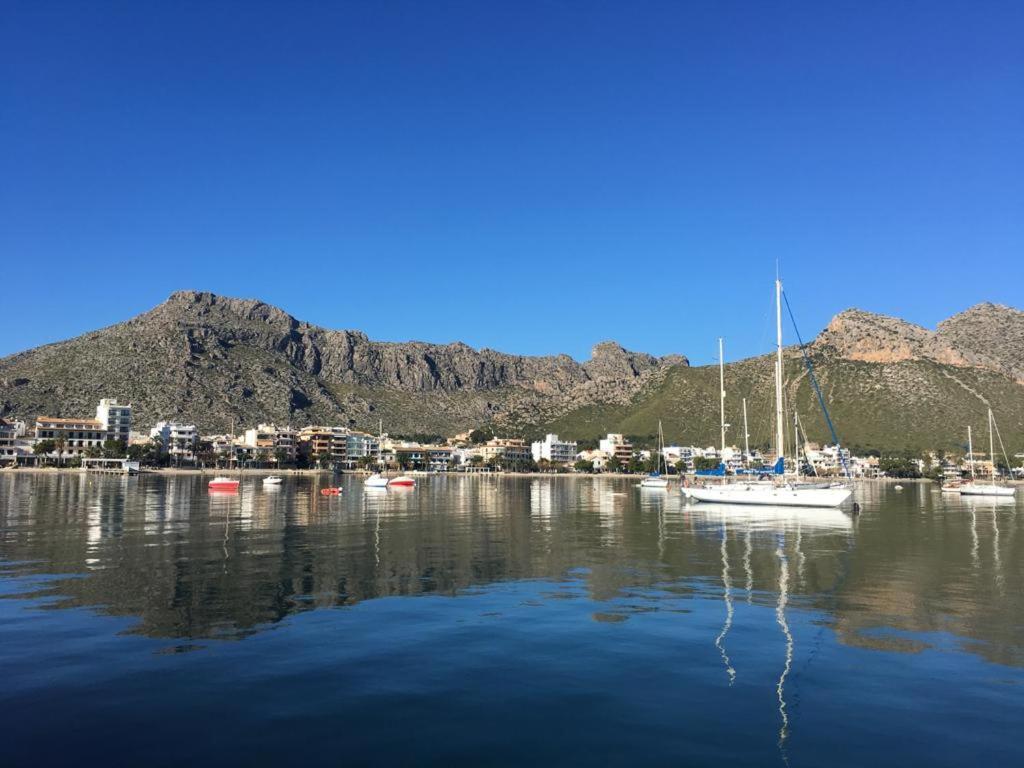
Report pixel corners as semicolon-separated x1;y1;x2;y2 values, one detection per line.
0;474;1022;766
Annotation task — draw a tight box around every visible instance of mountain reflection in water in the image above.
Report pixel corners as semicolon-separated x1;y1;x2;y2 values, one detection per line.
1;474;1022;767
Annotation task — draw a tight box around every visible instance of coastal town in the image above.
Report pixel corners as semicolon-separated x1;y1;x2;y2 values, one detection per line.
2;397;1021;482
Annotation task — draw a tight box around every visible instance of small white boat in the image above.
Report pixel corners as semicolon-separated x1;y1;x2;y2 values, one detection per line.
640;475;669;489
894;484;904;491
365;473;390;488
262;476;283;485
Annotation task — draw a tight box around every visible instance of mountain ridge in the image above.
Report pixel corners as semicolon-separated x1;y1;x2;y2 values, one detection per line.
1;291;1022;451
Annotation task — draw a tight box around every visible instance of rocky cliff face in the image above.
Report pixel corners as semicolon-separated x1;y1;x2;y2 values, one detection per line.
0;291;686;433
936;303;1024;382
814;303;1024;381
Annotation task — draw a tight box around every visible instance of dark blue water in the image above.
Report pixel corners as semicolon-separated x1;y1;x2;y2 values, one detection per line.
1;474;1021;766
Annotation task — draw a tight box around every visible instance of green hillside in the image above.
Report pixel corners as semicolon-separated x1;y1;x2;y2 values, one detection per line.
522;353;1024;456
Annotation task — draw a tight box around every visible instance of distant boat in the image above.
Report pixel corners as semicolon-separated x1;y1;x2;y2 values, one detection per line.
640;420;669;489
209;476;240;492
262;476;283;485
389;475;416;488
687;275;852;509
365;473;390;488
959;411;1016;497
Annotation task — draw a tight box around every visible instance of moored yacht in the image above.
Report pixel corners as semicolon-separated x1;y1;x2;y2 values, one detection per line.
959;412;1016;497
640;421;670;489
687;275;852;509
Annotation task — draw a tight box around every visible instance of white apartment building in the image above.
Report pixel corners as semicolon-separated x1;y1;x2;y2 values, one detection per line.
34;416;107;457
346;432;380;466
598;434;634;465
96;398;132;443
243;424;298;462
531;434;578;464
150;421;198;462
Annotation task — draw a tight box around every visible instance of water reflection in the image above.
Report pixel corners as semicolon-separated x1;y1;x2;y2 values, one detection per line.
0;475;1021;672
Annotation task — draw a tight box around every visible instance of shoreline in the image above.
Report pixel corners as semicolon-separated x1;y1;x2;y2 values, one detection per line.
2;467;1014;484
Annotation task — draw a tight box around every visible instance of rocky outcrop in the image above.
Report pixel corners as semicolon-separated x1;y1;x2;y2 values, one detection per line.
936;303;1024;382
813;309;970;365
814;304;1024;382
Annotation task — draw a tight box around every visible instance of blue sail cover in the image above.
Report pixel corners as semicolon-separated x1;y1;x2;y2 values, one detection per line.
696;463;726;476
735;457;784;476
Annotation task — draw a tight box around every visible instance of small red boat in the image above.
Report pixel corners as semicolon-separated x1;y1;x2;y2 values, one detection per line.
389;475;416;488
208;476;240;492
320;487;342;496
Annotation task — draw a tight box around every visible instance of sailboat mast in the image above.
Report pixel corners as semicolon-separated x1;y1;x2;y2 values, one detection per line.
794;412;800;473
719;338;726;456
742;397;750;461
658;420;666;473
967;425;975;479
988;409;996;480
774;279;785;464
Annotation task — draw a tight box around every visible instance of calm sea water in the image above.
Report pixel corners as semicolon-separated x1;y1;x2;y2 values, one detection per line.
0;474;1021;767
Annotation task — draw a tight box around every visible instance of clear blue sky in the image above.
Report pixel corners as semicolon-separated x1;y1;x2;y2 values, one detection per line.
2;1;1021;365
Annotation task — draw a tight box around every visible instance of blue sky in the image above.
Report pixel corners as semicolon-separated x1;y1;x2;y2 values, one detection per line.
2;1;1021;365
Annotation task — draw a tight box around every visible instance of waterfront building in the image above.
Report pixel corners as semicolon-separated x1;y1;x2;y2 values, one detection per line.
478;438;532;466
34;416;107;457
346;431;380;467
663;445;696;471
0;419;21;464
531;434;578;464
96;398;132;444
598;434;634;466
297;425;349;465
804;444;852;476
243;424;298;463
575;448;610;471
150;421;198;463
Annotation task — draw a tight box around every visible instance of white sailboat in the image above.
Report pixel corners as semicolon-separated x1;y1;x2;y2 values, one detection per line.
960;410;1015;497
686;276;853;509
640;420;670;489
365;419;391;488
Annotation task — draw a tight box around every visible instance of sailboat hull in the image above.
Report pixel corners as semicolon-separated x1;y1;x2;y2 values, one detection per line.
686;483;852;508
959;484;1015;497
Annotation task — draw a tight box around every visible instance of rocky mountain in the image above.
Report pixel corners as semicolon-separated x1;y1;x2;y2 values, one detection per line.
537;302;1024;454
814;303;1024;382
0;291;685;434
0;293;1021;452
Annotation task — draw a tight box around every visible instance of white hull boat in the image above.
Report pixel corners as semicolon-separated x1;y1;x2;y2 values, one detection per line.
262;476;283;485
959;412;1015;498
687;482;853;508
959;484;1015;497
639;421;670;490
365;473;390;488
686;276;853;511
